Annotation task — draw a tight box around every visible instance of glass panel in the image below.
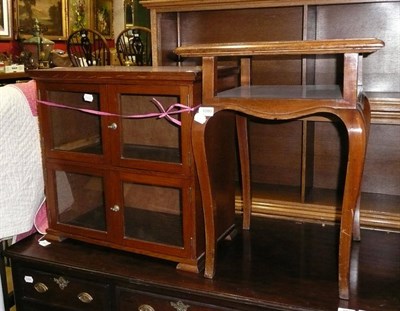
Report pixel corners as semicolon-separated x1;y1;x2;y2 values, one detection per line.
48;91;102;155
123;182;183;246
55;170;106;231
120;94;181;163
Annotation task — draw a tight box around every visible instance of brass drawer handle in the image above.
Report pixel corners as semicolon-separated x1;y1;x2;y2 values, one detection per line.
138;304;155;311
77;292;93;303
33;282;48;293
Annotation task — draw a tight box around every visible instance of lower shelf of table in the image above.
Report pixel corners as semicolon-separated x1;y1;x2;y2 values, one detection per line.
235;183;400;231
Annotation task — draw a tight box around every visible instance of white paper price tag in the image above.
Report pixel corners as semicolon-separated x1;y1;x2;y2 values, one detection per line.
198;107;214;117
194;112;207;124
24;276;34;283
83;93;94;102
38;239;51;247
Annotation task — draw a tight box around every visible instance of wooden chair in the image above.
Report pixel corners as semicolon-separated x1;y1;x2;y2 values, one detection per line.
115;26;152;66
67;29;110;67
175;38;384;300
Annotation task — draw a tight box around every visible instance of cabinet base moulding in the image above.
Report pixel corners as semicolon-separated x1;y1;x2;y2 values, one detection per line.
44;228;207;274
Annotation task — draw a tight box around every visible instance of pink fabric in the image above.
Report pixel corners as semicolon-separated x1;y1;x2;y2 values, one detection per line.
15;200;48;241
11;80;38;116
38;98;200;127
34;200;49;234
10;79;48;241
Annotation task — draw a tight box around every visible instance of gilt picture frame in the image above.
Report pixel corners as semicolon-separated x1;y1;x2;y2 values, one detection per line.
0;0;11;39
94;0;113;38
16;0;68;40
69;0;92;34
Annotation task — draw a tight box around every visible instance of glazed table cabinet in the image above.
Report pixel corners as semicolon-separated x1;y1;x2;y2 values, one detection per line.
31;66;237;274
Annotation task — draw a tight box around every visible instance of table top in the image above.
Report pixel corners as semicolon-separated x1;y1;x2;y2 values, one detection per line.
27;66;239;84
175;38;384;57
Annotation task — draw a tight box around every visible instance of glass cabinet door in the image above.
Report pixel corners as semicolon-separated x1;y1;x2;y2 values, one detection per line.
123;181;183;246
40;85;106;161
117;173;189;251
120;94;181;163
47;164;108;239
110;85;193;174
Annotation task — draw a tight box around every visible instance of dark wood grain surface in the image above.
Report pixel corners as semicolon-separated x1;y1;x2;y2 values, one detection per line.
6;216;400;310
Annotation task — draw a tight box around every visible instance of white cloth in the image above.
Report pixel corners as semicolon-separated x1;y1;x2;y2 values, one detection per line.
0;84;44;238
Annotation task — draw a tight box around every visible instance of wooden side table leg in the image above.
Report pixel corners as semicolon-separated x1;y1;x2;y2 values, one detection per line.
352;196;361;242
337;108;369;300
236;115;252;230
192;119;217;279
352;96;371;242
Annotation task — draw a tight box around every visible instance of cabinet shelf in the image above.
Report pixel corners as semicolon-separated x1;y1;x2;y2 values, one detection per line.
53;134;101;151
66;141;102;154
123;144;180;163
125;207;183;246
66;205;106;231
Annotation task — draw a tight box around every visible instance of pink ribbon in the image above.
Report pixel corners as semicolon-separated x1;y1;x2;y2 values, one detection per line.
37;98;200;126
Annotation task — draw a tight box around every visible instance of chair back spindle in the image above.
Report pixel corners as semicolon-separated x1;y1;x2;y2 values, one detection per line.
116;27;152;66
67;29;110;67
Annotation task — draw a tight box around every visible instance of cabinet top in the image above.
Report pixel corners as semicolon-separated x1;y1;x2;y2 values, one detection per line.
141;0;396;11
28;66;204;83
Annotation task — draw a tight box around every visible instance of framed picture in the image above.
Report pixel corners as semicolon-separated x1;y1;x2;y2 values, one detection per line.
69;0;92;34
16;0;68;40
94;0;113;38
0;0;11;39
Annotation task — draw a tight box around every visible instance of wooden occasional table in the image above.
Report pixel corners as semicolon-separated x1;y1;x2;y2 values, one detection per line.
175;38;384;300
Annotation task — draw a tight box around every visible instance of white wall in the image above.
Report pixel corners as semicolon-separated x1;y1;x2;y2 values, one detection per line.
113;0;124;40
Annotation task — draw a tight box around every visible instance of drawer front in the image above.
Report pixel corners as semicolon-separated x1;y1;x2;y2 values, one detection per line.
13;301;79;311
117;287;226;311
16;268;111;311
